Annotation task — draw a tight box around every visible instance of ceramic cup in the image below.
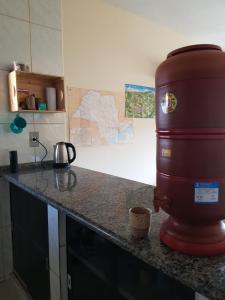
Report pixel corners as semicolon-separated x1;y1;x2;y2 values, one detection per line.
129;207;152;238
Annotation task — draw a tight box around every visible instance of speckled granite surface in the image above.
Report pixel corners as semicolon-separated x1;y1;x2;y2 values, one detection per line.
0;161;53;177
4;166;225;300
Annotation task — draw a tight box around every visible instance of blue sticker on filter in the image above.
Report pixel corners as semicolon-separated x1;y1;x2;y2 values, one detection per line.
194;182;219;204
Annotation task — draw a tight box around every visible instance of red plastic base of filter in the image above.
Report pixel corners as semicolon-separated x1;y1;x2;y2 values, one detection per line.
160;218;225;256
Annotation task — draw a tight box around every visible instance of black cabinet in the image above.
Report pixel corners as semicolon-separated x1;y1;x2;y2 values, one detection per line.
10;184;50;300
67;217;195;300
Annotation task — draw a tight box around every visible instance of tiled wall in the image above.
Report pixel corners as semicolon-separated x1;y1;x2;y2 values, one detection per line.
0;0;66;166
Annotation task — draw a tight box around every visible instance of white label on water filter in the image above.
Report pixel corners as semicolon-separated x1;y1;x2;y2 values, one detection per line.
194;182;219;204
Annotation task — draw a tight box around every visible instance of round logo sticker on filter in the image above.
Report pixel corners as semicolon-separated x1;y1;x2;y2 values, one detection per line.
161;92;177;113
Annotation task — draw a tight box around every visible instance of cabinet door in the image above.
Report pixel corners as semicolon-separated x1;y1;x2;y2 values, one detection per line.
10;184;30;231
116;247;194;300
67;252;125;300
12;225;30;287
67;217;195;300
12;225;50;300
10;183;50;300
67;217;116;282
26;241;50;300
10;183;48;254
67;218;126;300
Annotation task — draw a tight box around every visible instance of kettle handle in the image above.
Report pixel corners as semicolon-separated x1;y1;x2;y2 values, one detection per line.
65;143;76;164
68;170;77;190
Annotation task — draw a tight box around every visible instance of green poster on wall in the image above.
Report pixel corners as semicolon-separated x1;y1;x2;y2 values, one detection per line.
125;84;155;118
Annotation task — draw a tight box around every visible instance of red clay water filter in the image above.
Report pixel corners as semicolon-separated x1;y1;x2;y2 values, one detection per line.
154;44;225;256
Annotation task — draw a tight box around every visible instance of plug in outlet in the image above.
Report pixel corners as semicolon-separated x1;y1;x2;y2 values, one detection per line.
29;132;39;147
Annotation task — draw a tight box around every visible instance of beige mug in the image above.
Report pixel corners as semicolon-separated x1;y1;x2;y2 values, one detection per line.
129;207;152;238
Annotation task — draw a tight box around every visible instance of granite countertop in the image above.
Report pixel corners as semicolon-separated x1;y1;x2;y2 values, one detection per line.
4;165;225;300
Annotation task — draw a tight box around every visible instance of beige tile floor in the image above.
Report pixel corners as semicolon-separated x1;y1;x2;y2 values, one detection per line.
0;276;31;300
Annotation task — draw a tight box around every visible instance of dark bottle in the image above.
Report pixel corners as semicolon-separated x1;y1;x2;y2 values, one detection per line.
9;151;18;173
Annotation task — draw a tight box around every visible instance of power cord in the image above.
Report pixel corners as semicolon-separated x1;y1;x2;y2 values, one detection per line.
33;138;48;165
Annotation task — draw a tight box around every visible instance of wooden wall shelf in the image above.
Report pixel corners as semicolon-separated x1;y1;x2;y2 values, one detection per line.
8;71;65;113
15;110;65;113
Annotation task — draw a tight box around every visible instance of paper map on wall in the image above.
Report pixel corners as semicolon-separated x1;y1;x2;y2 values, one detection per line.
68;87;134;146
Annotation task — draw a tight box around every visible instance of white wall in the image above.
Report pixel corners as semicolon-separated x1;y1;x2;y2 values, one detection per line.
62;0;193;184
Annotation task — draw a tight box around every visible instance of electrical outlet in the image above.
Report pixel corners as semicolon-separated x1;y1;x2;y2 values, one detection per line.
29;132;39;147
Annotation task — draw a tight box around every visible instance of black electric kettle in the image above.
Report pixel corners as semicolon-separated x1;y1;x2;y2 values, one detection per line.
53;142;76;168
